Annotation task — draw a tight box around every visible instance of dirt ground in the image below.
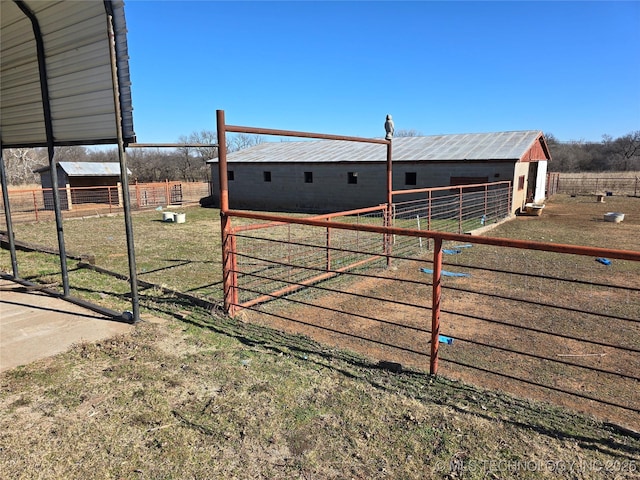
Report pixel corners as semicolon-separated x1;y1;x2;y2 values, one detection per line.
242;195;640;429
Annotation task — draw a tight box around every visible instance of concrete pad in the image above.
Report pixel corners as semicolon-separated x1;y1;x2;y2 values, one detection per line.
0;278;132;372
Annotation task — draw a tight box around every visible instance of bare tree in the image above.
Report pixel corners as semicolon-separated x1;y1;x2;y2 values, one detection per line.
54;145;89;162
189;130;219;160
229;133;264;152
395;128;423;137
2;148;47;185
621;130;640;163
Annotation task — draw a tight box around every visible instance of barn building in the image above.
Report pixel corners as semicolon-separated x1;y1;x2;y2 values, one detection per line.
207;130;551;214
35;162;130;210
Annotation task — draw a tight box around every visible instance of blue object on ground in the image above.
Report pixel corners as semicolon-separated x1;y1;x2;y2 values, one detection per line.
443;249;462;255
438;335;454;345
453;244;473;249
420;267;471;277
596;257;611;265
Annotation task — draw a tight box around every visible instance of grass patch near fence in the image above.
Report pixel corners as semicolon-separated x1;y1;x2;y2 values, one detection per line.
1;308;639;479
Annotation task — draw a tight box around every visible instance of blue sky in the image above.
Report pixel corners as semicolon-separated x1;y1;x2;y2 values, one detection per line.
124;1;640;143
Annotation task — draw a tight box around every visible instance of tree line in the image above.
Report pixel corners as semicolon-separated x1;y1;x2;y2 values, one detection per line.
545;131;639;172
1;131;263;186
2;129;638;186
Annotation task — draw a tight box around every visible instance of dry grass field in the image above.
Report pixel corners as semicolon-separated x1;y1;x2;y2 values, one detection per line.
1;192;639;479
241;194;640;428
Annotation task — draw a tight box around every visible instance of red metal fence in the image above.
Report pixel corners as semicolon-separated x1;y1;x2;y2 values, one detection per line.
0;181;209;223
224;209;640;426
215;112;640;426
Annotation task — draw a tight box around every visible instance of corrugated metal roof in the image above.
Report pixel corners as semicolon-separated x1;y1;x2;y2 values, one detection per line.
0;0;135;148
34;162;131;176
215;130;547;164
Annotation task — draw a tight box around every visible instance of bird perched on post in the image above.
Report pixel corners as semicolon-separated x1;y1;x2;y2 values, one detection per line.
384;114;394;140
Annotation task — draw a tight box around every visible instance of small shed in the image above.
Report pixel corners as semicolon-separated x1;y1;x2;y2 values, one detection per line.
207;130;551;214
35;162;131;210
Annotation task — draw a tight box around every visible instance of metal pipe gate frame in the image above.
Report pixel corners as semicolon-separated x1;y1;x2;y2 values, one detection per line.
214;110;640;376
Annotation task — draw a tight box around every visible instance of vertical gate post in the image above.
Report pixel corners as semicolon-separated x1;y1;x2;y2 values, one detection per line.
217;109;236;316
430;237;443;375
458;187;463;234
484;184;488;219
326;216;332;271
385;140;393;267
427;190;432;250
222;230;238;316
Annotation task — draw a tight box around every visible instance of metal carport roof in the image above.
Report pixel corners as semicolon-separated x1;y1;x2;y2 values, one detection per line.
0;0;140;325
0;0;135;148
33;161;132;176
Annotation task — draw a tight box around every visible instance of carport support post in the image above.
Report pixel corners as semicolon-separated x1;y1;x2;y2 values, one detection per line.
48;147;70;296
108;13;140;323
217;110;237;316
430;237;443;375
0;143;19;278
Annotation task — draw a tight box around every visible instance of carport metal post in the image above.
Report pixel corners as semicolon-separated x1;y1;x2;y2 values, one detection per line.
107;11;139;323
0;143;19;278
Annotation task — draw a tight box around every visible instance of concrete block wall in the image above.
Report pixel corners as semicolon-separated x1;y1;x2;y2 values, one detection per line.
210;160;525;214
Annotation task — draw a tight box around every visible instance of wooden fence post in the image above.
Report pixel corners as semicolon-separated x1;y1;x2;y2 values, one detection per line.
66;184;73;210
32;190;39;222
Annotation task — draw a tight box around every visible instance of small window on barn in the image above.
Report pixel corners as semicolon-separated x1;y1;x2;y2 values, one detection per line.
348;172;358;184
405;172;417;186
304;171;313;183
227;170;235;181
263;171;271;182
518;175;525;191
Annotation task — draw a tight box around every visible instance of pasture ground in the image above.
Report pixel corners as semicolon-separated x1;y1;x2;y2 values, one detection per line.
0;194;638;479
241;194;640;429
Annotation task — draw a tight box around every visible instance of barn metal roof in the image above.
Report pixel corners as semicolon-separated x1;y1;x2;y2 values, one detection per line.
34;161;130;176
217;130;549;164
0;0;135;148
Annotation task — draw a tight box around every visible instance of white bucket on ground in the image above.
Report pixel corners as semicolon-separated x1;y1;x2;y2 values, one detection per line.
175;213;186;224
604;212;624;223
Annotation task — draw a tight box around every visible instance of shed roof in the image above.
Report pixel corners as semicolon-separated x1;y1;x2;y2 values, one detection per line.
35;162;131;176
214;130;550;164
0;0;135;148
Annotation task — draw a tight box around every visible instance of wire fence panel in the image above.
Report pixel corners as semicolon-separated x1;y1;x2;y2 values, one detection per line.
391;182;512;256
1;181;209;224
548;174;640;196
227;219;640;427
232;207;388;308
